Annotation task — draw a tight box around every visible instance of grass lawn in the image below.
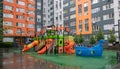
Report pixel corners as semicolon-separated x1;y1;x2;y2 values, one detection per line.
14;50;117;69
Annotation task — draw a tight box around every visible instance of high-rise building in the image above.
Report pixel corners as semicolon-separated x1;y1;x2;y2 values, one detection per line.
35;0;54;29
76;0;92;40
54;0;63;27
1;0;35;46
91;0;115;40
63;0;76;35
113;0;120;41
35;0;42;33
39;0;120;41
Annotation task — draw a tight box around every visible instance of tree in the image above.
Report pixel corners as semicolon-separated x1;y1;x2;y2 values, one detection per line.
79;34;84;44
0;2;3;42
108;30;116;43
89;34;96;45
74;35;79;45
96;29;104;41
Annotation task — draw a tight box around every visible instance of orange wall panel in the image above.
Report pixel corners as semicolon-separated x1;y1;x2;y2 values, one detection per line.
76;0;92;35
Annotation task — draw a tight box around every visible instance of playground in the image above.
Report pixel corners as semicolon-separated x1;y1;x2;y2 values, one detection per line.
19;25;119;69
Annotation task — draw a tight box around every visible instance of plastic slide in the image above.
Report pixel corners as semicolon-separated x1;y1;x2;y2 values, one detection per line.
22;40;38;52
35;40;45;51
64;41;75;54
37;39;53;54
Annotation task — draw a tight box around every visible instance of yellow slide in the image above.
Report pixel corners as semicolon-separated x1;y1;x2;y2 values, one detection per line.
22;40;38;52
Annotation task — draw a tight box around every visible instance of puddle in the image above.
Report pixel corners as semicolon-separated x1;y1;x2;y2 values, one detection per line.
0;48;118;69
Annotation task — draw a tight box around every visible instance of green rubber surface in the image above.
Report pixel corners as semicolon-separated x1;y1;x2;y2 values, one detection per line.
14;50;117;69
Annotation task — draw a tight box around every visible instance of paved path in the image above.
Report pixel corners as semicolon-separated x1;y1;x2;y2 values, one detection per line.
113;64;120;69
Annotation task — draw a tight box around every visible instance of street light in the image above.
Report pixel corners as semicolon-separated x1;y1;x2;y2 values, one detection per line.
118;20;120;43
16;27;23;69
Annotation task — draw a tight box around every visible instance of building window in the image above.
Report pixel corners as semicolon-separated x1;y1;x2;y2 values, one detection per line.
70;0;74;4
16;22;25;27
79;20;82;32
91;0;100;4
92;16;101;23
3;21;13;26
16;29;24;34
4;29;13;34
27;10;35;14
103;3;113;10
104;34;109;40
64;16;69;21
103;13;114;20
27;17;34;21
84;10;88;15
17;0;25;6
16;8;25;13
59;15;62;20
37;15;41;22
64;3;68;7
85;19;89;31
59;11;62;20
55;1;58;9
84;2;88;7
37;3;41;10
16;15;24;19
70;7;75;12
70;22;75;26
59;0;62;9
92;7;100;14
119;1;120;6
28;4;35;8
27;31;34;35
104;24;114;30
63;10;69;14
3;5;13;11
4;0;14;3
70;14;76;19
78;4;82;16
3;13;13;18
27;24;34;28
93;25;99;31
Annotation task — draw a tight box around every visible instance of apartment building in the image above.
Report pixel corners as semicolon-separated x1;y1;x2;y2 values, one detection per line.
63;0;76;35
35;0;54;34
76;0;92;40
113;0;120;41
38;0;119;41
91;0;115;40
35;0;42;33
1;0;35;46
54;0;63;26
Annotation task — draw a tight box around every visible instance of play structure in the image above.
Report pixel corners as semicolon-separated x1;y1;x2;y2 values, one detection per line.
75;39;105;56
22;25;105;56
22;25;75;54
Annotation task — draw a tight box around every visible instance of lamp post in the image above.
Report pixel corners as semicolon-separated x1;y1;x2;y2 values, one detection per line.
118;20;120;43
19;28;23;69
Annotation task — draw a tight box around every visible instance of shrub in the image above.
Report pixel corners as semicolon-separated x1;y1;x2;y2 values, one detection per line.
74;35;79;45
96;29;104;41
0;42;13;48
79;34;84;44
108;30;116;43
89;35;96;45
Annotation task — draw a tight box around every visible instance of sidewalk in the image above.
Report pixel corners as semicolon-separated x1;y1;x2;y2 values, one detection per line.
113;64;120;69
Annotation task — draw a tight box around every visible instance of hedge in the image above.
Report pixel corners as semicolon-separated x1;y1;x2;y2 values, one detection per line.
0;42;14;48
